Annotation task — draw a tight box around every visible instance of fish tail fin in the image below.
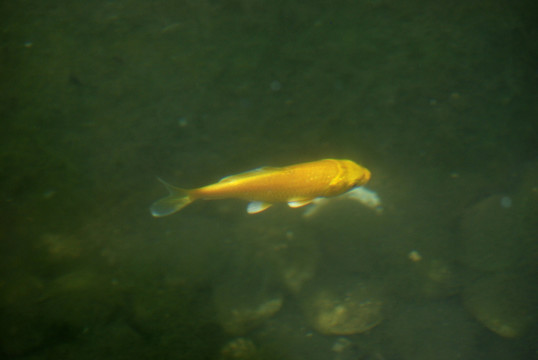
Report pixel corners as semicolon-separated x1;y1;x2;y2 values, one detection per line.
150;178;193;217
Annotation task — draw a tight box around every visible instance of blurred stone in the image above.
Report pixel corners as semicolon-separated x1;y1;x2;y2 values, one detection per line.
460;193;534;271
0;273;45;309
386;301;481;360
249;307;337;360
214;265;283;335
277;255;317;295
215;294;282;336
300;278;383;335
36;233;82;261
129;285;200;334
152;216;229;284
394;257;460;300
219;337;260;360
0;274;47;356
303;198;390;275
463;273;536;338
232;218;319;295
40;270;120;331
0;311;47;357
269;230;320;294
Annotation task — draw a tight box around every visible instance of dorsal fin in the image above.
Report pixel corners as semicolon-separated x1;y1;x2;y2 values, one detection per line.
218;166;279;183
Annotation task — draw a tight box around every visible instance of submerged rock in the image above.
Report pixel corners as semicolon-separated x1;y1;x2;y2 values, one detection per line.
214;266;283;335
300;279;383;335
463;273;536;338
0;274;47;356
386;301;481;360
40;270;120;331
215;291;283;336
219;337;260;360
36;233;82;262
394;256;460;300
460;193;534;271
270;230;320;294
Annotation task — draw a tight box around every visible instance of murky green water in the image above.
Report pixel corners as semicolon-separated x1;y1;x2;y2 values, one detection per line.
1;0;537;359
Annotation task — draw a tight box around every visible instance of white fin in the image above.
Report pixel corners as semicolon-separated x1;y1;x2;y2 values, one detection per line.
345;187;383;211
247;201;273;214
302;186;383;218
302;198;328;217
287;199;315;208
150;178;192;217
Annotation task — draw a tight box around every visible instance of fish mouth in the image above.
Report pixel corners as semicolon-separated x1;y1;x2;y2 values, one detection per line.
357;169;371;185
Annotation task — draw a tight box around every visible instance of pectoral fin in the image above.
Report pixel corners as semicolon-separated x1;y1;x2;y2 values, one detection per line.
247;201;273;214
288;199;315;208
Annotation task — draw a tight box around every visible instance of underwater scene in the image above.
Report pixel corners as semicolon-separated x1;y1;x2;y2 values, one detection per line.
1;0;537;359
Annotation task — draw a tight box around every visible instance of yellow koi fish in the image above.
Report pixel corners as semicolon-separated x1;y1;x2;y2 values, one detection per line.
150;158;371;217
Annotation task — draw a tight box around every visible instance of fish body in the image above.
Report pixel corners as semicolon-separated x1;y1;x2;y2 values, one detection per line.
150;159;371;217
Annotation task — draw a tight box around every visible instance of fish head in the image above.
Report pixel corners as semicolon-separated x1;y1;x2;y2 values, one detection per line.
340;159;371;188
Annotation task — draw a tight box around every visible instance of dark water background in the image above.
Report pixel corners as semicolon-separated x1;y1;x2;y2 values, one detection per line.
1;0;537;359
